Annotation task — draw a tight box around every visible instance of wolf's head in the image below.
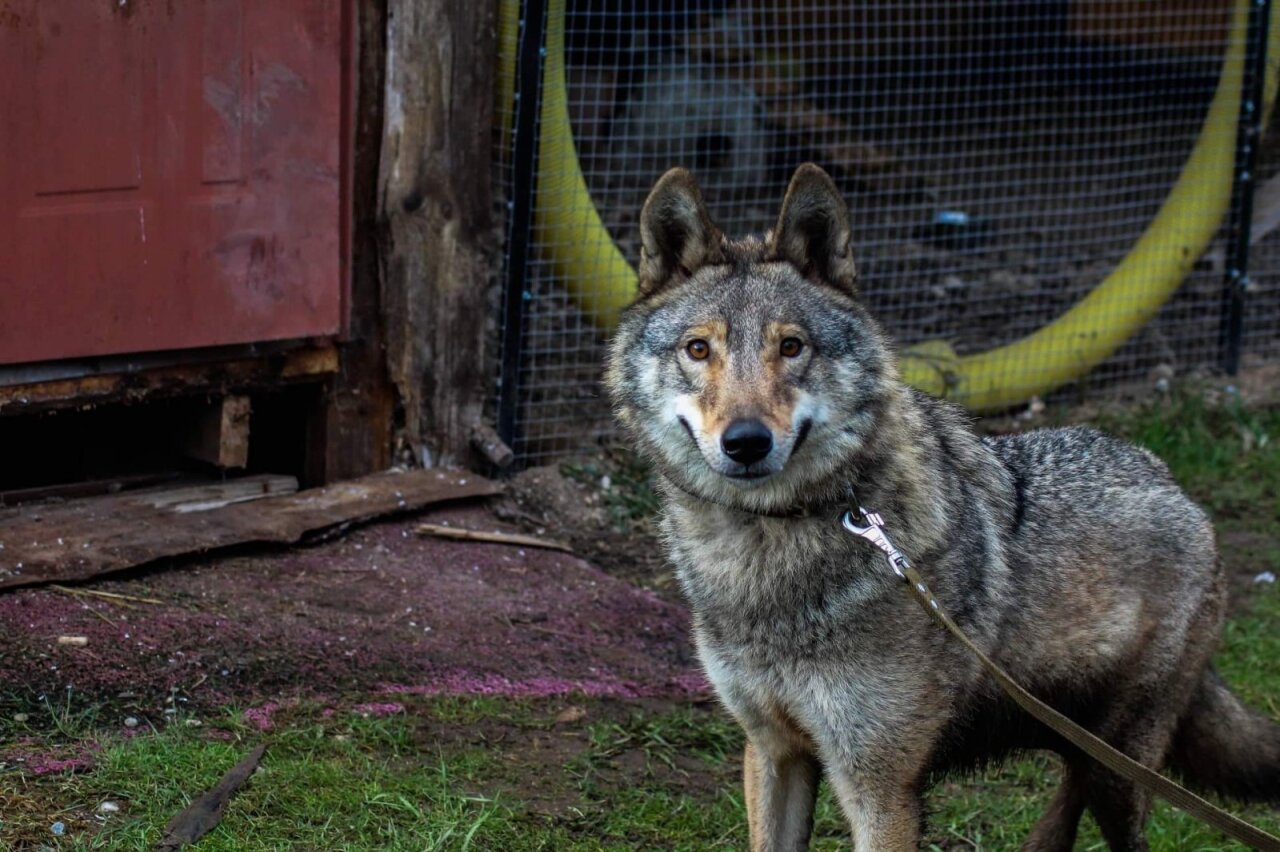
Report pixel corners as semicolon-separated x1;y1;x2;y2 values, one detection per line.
606;164;898;509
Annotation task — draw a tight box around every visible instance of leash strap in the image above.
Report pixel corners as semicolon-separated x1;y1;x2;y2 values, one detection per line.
842;508;1280;851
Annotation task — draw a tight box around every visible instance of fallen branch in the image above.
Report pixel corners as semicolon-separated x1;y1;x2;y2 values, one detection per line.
154;744;266;851
49;585;164;606
414;523;573;554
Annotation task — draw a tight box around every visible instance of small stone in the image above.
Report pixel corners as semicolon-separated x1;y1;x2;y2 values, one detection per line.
554;705;587;724
123;716;139;728
12;713;28;723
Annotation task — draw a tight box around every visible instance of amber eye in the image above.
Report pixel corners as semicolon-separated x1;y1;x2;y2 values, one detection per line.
686;339;710;360
780;337;804;358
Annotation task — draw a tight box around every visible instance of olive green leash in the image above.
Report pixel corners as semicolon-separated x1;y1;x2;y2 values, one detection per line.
842;507;1280;852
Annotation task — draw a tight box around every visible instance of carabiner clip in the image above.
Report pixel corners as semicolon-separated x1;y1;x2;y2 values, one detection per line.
841;507;910;579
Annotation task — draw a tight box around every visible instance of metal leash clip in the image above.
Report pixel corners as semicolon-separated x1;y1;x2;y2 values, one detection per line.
841;507;911;579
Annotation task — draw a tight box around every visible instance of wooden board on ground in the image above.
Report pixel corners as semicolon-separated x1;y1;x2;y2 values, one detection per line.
0;469;498;591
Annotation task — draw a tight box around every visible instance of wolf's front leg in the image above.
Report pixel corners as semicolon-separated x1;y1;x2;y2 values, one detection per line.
826;770;922;852
743;740;821;851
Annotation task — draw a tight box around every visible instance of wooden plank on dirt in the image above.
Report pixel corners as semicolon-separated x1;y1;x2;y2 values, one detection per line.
0;469;498;591
136;475;297;513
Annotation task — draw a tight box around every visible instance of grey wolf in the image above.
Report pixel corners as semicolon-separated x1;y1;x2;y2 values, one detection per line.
605;163;1280;850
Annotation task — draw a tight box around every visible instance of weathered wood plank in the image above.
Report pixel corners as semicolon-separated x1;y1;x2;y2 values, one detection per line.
0;469;498;591
176;395;252;469
136;475;298;513
378;0;497;467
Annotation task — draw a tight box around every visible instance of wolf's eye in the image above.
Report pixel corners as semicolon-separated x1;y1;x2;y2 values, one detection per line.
780;337;804;358
686;339;710;360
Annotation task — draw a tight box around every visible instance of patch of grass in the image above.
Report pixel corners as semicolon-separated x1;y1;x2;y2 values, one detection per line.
561;445;660;530
1095;389;1280;526
7;626;1280;852
420;695;543;729
0;704;543;851
581;704;741;767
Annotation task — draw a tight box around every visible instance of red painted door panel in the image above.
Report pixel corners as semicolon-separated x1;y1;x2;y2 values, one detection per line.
0;0;347;365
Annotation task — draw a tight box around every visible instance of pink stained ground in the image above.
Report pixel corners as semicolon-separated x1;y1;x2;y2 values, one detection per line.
0;503;706;721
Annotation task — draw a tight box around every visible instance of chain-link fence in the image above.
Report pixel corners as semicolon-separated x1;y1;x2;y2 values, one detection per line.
495;0;1279;464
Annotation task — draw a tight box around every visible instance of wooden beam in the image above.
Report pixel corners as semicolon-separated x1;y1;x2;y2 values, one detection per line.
177;395;252;469
378;0;497;468
0;346;338;418
307;0;397;485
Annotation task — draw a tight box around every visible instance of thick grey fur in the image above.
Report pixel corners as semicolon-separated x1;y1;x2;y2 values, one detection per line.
605;164;1280;851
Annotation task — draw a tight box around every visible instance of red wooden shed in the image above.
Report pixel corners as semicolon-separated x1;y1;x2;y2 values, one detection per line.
0;0;497;497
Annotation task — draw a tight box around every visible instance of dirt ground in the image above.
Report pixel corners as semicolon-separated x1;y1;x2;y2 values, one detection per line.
3;391;1276;729
0;501;703;727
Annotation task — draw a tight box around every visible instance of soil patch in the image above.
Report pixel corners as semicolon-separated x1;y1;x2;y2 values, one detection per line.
0;503;702;722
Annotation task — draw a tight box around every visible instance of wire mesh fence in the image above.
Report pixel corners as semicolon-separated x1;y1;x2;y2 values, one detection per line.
495;0;1279;465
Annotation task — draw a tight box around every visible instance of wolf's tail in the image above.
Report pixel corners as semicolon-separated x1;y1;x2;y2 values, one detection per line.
1170;668;1280;802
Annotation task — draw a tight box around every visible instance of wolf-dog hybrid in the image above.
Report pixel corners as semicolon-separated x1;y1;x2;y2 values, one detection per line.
605;164;1280;850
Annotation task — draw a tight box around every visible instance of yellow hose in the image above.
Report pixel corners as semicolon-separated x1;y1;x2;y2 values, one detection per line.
500;0;1278;410
900;0;1280;408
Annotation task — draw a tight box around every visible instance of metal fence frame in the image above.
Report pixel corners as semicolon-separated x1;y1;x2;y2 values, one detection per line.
497;0;1276;464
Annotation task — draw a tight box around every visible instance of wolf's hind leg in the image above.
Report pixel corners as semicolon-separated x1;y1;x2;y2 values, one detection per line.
1085;769;1154;852
1021;760;1087;852
743;740;820;852
1081;701;1189;851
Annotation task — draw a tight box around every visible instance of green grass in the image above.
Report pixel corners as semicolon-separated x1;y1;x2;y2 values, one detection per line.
1;706;531;851
561;446;660;531
3;392;1279;850
1095;390;1280;530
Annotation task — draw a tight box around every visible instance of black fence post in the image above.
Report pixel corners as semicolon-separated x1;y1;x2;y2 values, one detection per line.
1222;0;1272;376
497;0;549;453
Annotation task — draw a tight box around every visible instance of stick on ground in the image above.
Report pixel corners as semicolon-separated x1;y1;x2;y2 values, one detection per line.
413;522;573;553
154;743;266;851
48;585;165;606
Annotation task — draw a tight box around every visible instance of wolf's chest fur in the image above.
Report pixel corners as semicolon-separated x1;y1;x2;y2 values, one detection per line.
660;487;970;705
667;506;890;648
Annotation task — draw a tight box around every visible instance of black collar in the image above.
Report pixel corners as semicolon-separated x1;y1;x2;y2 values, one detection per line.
662;475;854;520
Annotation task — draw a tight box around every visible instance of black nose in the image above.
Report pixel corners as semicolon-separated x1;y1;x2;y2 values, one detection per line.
721;419;774;466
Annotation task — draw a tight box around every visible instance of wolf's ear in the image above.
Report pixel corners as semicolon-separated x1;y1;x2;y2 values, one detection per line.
637;168;723;298
770;164;857;295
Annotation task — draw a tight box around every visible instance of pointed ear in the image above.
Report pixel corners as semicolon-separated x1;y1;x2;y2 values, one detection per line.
770;163;857;294
637;168;723;298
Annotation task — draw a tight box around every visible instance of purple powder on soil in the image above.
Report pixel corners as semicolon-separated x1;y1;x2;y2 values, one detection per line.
377;669;709;699
18;746;97;776
242;701;285;731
